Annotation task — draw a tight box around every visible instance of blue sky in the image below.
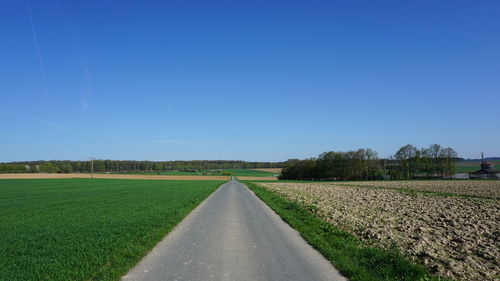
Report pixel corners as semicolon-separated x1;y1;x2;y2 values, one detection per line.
1;0;499;162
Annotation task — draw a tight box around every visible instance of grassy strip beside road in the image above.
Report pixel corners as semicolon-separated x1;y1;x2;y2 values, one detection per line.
0;179;225;281
244;181;447;281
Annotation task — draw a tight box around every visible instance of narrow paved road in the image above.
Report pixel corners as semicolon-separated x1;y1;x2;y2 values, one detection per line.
122;179;346;281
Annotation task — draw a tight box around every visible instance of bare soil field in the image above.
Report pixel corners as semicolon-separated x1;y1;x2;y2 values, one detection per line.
251;168;282;173
256;181;500;281
0;173;230;181
340;180;500;199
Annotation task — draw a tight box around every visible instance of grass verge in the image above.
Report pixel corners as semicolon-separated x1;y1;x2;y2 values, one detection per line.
0;179;225;281
244;181;449;281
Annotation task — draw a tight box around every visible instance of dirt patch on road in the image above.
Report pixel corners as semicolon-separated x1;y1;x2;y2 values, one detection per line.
257;182;500;281
0;173;230;181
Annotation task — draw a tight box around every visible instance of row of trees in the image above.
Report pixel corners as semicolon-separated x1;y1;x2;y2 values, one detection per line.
0;164;28;173
392;144;457;179
280;149;383;180
0;160;284;174
279;144;458;181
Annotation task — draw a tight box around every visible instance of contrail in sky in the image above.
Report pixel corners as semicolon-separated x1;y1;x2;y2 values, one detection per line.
0;112;66;130
53;0;93;111
26;0;51;108
77;51;93;112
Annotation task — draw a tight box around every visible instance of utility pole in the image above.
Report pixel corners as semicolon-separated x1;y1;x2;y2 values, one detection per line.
90;157;96;179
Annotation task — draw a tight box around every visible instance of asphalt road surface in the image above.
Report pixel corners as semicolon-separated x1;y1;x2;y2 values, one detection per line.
122;179;346;281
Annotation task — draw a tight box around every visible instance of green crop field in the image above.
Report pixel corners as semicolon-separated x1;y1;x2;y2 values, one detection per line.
0;178;225;281
225;169;276;177
455;166;479;173
455;160;500;173
117;170;203;176
112;170;229;176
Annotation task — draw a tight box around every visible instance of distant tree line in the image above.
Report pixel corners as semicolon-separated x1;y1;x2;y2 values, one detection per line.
279;144;458;181
0;160;284;174
280;149;381;181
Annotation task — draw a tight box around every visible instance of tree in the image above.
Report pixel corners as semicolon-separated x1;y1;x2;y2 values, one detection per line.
280;149;382;181
441;147;458;177
365;148;379;179
395;144;417;179
60;164;73;173
154;163;163;173
316;152;338;180
428;144;444;177
40;163;59;173
94;161;105;172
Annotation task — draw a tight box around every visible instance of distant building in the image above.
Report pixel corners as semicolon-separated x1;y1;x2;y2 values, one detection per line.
469;153;500;179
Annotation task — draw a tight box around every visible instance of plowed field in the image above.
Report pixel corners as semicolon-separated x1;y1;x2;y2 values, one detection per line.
256;181;500;281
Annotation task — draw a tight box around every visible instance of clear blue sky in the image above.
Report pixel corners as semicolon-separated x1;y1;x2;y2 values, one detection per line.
1;0;499;162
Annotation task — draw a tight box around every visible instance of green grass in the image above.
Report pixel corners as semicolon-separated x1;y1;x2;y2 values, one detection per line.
244;181;448;281
225;169;276;177
151;170;202;175
0;178;225;281
117;170;203;176
454;166;480;173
